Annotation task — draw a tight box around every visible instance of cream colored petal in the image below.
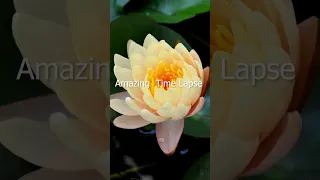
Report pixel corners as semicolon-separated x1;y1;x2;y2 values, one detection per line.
110;92;139;116
190;49;203;78
114;65;134;82
14;0;68;26
272;0;300;66
0;118;91;170
114;66;144;102
132;66;146;81
144;56;159;70
211;133;259;179
154;86;181;106
114;54;131;69
225;62;294;140
157;103;177;118
128;41;147;59
66;0;108;96
158;50;174;64
113;115;150;129
143;34;158;48
140;109;167;123
66;0;108;63
211;52;235;137
201;67;210;96
172;103;191;120
12;13;108;132
125;97;153;112
130;53;146;69
159;40;173;51
178;75;202;106
190;49;201;63
19;169;104;180
141;86;162;110
169;49;185;62
55;81;108;133
49;114;109;179
175;43;196;68
12;13;74;91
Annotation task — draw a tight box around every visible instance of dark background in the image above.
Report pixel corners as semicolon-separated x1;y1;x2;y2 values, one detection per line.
0;0;319;180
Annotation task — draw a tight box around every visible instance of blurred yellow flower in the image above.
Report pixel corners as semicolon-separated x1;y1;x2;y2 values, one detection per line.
0;0;109;179
211;0;304;179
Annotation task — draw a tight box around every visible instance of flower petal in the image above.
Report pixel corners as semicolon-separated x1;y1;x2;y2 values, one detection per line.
143;34;158;48
12;13;74;91
187;97;205;117
0;95;72;121
211;133;259;179
0;118;91;170
156;119;184;155
49;114;109;179
289;17;320;111
12;13;108;133
243;111;302;176
172;103;191;120
66;0;109;96
157;103;177;118
140;109;167;123
175;43;196;68
19;169;104;180
201;67;210;96
110;92;139;116
272;0;300;66
114;54;131;69
113;115;150;129
14;0;68;26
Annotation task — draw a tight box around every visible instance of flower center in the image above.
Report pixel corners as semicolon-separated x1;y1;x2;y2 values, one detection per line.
147;61;184;96
215;25;234;52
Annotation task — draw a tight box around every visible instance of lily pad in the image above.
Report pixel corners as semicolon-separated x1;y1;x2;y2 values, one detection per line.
128;0;210;23
184;153;210;180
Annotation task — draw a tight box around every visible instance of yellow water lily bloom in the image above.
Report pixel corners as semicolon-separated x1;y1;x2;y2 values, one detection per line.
110;34;210;155
0;0;109;179
210;0;310;179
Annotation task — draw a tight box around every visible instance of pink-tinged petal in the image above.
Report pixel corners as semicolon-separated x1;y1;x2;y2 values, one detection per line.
201;67;210;96
0;95;72;121
190;49;201;63
110;92;139;116
19;168;104;180
289;17;320;112
0;118;91;170
211;133;259;179
187;97;205;117
242;111;302;176
156;120;184;155
113;115;150;129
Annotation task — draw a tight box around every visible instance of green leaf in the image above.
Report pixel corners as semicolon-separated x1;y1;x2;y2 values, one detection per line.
184;153;210;180
129;0;210;23
183;86;210;138
110;15;191;121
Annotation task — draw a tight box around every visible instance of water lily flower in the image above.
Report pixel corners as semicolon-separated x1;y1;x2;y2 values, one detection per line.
110;34;210;155
0;0;109;179
211;0;319;179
